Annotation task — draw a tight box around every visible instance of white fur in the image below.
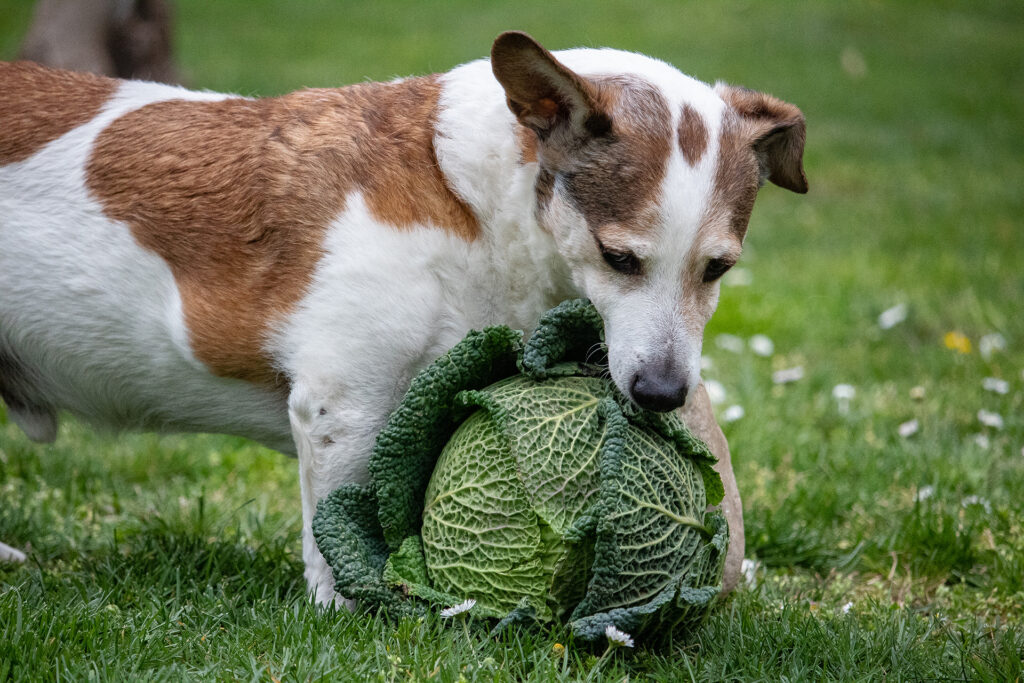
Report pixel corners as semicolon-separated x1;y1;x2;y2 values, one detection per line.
1;46;737;599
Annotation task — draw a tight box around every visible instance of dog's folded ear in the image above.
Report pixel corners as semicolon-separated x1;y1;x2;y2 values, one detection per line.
491;31;611;140
716;84;808;194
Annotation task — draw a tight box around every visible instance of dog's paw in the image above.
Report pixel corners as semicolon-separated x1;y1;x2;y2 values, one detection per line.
0;541;27;563
305;561;357;611
311;583;357;612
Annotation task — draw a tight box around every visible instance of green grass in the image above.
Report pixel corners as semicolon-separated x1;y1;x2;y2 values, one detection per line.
2;0;1023;679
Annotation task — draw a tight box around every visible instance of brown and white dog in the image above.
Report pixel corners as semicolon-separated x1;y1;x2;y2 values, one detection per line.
0;32;806;602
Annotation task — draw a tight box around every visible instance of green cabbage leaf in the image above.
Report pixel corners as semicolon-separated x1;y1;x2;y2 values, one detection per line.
312;299;728;644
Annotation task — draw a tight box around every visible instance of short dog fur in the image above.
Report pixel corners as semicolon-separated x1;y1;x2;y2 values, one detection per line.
0;32;806;601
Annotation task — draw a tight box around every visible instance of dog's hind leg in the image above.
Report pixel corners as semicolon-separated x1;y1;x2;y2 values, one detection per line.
1;351;45;565
0;350;58;443
3;402;58;444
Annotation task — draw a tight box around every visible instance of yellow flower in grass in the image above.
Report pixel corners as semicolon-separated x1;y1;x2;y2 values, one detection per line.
943;331;971;354
552;643;565;656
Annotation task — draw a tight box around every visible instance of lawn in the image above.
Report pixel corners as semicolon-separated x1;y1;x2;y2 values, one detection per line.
1;0;1023;680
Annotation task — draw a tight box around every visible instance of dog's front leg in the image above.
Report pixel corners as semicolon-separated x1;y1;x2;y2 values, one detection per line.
679;382;745;594
289;381;392;608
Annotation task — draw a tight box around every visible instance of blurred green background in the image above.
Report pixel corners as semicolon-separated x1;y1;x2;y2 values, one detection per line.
1;1;1022;680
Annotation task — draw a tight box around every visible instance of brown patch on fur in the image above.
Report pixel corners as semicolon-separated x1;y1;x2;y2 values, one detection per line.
708;109;763;241
708;85;808;240
534;169;556;219
491;34;666;237
677;103;708;166
676;226;742;360
87;75;478;387
0;61;115;165
717;85;807;194
512;103;549;225
562;76;672;237
593;205;660;251
516;125;538;164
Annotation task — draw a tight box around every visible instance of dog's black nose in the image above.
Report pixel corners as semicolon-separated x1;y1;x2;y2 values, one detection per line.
630;366;689;412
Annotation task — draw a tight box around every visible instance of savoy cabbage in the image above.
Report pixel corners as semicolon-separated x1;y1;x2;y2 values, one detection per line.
312;299;728;643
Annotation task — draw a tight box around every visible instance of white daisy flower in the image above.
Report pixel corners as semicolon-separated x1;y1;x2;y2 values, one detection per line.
703;379;727;405
915;485;934;502
977;410;1004;430
961;495;992;514
898;419;919;438
979;333;1006;360
440;598;476;618
832;384;856;414
772;366;804;384
716;333;745;354
604;624;634;648
878;303;907;330
832;384;856;400
841;602;854;614
749;334;775;357
973;433;991;450
722;404;745;423
982;377;1009;395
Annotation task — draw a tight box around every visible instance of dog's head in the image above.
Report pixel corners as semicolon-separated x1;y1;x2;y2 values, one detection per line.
491;32;807;412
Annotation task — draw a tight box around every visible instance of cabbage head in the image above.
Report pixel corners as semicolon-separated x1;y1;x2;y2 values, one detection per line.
312;300;728;644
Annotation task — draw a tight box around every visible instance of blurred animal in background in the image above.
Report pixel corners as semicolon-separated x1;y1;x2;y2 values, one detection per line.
20;0;178;83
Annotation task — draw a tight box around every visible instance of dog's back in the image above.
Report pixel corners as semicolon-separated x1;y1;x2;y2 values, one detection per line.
0;61;489;452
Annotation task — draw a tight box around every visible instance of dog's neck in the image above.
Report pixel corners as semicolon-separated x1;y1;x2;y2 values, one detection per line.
432;60;580;332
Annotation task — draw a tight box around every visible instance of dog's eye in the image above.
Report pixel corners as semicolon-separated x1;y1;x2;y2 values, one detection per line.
602;250;641;275
702;258;733;283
